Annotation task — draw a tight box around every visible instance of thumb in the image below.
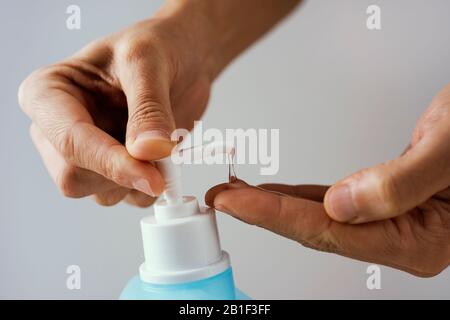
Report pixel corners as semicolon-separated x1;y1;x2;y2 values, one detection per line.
122;64;176;161
324;136;450;224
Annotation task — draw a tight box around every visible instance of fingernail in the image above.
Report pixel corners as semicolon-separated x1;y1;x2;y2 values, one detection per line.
328;183;358;222
134;130;171;144
133;178;156;197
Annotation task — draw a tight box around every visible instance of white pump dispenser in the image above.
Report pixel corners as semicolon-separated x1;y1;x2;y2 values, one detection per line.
138;156;231;285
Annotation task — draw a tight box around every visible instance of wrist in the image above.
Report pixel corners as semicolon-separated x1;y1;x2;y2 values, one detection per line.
157;0;302;80
149;0;300;82
154;0;225;81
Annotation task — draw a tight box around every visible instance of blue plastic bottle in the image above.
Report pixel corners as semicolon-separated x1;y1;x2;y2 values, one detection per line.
120;268;249;300
120;157;248;300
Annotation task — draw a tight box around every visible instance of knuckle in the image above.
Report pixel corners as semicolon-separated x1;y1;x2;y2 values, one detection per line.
101;145;127;185
304;232;340;255
57;123;76;161
129;100;170;129
18;64;79;122
18;67;51;112
95;195;119;207
18;79;30;111
94;188;128;207
115;34;172;75
270;195;288;228
117;37;155;63
56;165;82;198
410;260;448;278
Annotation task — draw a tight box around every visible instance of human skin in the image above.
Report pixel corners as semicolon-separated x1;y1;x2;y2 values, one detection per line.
18;0;301;206
206;84;450;277
19;0;450;277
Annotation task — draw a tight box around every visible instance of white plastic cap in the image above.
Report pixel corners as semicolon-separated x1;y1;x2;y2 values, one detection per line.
138;157;230;284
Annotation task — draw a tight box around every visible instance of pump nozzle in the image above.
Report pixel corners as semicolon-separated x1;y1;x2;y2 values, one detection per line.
155;157;183;205
155;141;235;206
139;141;233;284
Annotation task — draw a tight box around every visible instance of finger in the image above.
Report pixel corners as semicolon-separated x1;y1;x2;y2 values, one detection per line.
30;124;118;197
205;180;250;207
206;182;349;252
206;181;438;276
401;144;412;156
323;87;450;224
206;181;331;241
20;71;165;197
118;56;176;161
94;187;130;207
324;133;450;224
434;187;450;201
124;190;157;208
258;184;330;202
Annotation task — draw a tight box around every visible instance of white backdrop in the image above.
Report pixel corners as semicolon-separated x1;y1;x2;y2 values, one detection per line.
1;0;449;299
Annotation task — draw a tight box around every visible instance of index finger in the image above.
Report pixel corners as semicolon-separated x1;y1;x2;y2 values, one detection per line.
19;67;165;196
206;181;426;275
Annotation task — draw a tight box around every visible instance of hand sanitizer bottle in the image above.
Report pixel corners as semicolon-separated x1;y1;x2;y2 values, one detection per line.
120;156;249;300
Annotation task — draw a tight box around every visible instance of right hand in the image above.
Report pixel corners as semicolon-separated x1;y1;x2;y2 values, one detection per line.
18;8;213;207
206;82;450;277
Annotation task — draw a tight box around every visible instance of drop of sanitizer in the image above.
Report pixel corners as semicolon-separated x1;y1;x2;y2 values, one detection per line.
176;141;238;183
228;149;238;183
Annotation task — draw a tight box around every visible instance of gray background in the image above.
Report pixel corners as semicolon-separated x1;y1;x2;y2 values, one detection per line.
1;0;449;299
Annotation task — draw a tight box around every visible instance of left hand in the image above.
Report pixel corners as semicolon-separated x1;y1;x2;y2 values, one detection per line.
206;84;450;277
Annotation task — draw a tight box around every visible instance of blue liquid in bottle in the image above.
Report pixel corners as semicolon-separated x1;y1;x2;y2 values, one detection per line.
120;267;249;300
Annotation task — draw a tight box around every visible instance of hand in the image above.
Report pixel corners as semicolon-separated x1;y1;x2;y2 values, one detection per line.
19;0;300;207
19;6;213;206
206;84;450;277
